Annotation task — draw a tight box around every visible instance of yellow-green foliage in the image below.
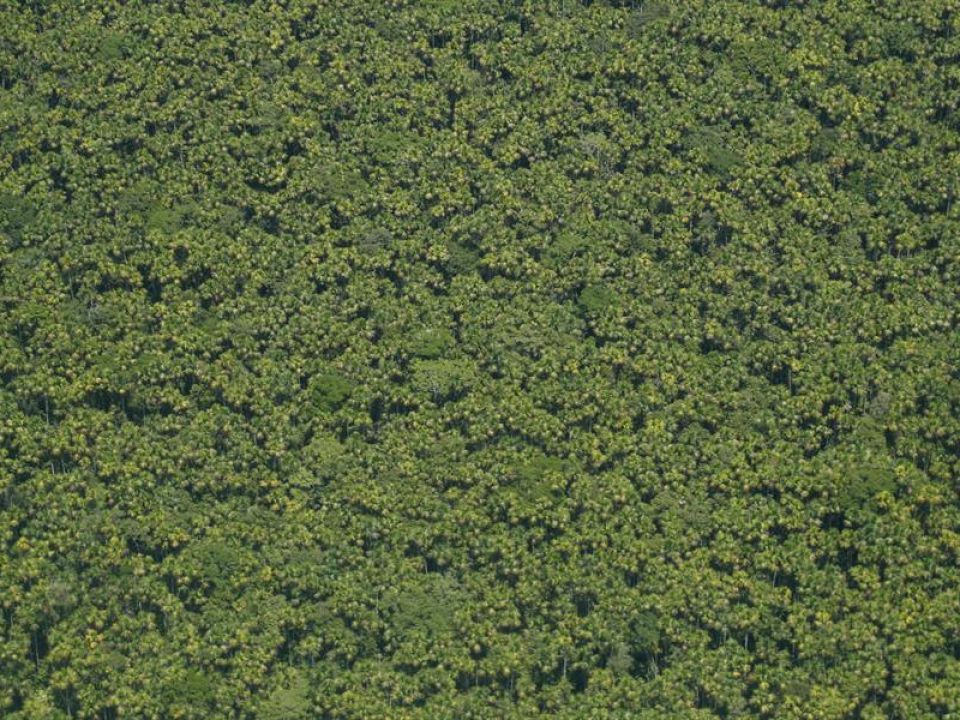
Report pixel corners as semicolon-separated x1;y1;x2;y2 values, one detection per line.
1;0;958;718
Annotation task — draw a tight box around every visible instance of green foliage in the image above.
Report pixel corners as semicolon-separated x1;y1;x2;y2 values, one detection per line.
809;127;841;161
97;31;127;62
309;372;354;411
630;611;661;656
161;669;216;713
683;127;743;175
516;453;569;485
883;22;920;59
390;574;463;641
607;641;633;676
411;358;476;401
578;283;620;314
0;192;36;242
627;2;672;36
260;671;311;720
837;465;897;514
445;239;482;275
545;231;590;267
2;1;958;718
508;452;575;507
304;434;348;479
731;38;784;82
407;326;455;359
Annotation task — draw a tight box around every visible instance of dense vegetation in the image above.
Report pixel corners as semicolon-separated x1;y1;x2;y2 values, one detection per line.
2;1;959;718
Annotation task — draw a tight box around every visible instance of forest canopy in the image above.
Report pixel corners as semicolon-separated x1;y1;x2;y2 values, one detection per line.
1;0;959;718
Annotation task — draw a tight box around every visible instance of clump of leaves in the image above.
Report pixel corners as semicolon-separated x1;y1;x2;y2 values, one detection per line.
546;231;590;267
316;166;367;202
810;127;842;161
627;2;672;36
260;671;311;720
184;539;246;594
303;434;348;479
836;464;897;513
445;238;482;275
357;226;393;254
407;326;455;359
177;669;216;706
146;202;196;234
118;182;197;233
730;38;783;81
0;192;36;242
509;452;574;504
309;372;354;411
412;358;476;401
578;283;620;314
117;180;154;214
390;574;464;641
630;610;661;656
98;31;128;61
217;205;245;231
579;132;616;175
884;21;920;59
366;129;413;166
607;642;633;676
684;127;743;176
516;453;569;484
844;168;881;203
46;578;77;614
